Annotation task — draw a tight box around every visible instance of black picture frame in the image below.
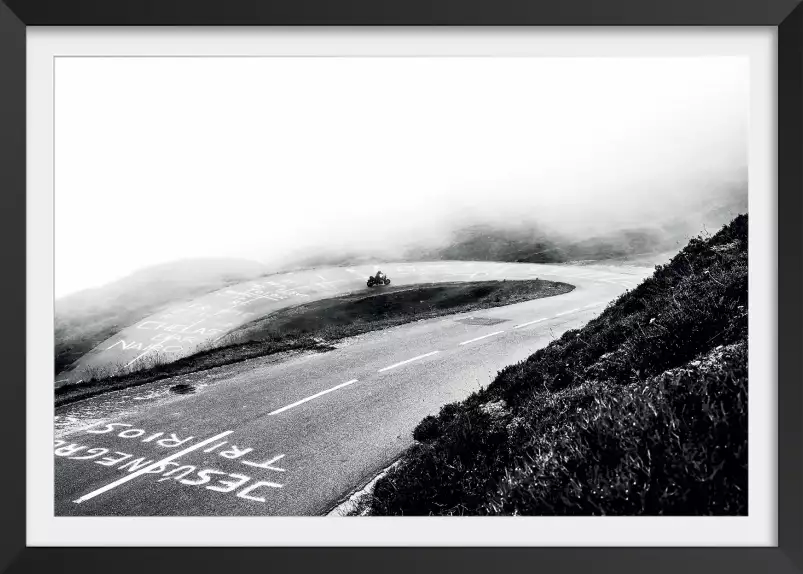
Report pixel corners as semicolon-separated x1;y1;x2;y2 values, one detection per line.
1;1;800;572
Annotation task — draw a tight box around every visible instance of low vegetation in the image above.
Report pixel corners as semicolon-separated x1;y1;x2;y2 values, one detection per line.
56;279;572;406
366;214;748;516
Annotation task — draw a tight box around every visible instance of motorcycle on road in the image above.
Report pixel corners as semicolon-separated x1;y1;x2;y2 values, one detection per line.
367;272;391;287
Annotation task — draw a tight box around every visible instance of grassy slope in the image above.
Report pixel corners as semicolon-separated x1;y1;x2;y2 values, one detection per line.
368;214;748;516
57;279;572;406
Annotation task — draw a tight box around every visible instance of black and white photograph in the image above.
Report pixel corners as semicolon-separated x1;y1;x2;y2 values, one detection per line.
52;55;749;518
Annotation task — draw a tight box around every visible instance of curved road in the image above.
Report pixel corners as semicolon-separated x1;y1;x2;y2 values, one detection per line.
54;261;652;516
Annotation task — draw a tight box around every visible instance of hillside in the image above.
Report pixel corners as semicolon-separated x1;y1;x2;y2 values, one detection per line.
406;184;747;265
55;258;267;375
405;223;669;264
272;185;747;271
366;214;748;516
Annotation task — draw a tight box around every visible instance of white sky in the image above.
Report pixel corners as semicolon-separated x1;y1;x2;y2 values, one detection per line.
55;57;748;298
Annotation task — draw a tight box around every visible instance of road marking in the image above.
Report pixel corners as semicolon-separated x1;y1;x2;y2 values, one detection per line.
73;430;234;504
122;318;207;369
268;380;359;416
553;308;580;317
459;331;505;346
243;294;280;303
378;351;440;372
512;318;547;330
123;349;152;369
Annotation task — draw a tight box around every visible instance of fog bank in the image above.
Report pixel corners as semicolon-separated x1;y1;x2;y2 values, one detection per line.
56;56;748;297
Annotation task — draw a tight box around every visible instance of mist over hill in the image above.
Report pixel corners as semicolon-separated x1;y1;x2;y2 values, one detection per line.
55;176;746;376
55;258;267;375
58;57;748;296
408;177;747;263
287;180;747;269
407;217;727;266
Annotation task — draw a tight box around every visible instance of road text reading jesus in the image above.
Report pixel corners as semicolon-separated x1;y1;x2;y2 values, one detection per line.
56;423;288;504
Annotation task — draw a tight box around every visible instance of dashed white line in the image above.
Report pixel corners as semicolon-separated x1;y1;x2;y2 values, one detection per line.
459;331;505;346
512;318;547;330
378;351;440;372
241;294;280;304
553;308;581;317
269;379;359;416
73;430;234;504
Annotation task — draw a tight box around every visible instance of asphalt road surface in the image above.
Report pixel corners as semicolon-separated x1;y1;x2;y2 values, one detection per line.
54;261;653;516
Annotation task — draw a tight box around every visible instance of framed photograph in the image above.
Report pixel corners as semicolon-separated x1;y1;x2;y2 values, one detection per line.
1;0;801;572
